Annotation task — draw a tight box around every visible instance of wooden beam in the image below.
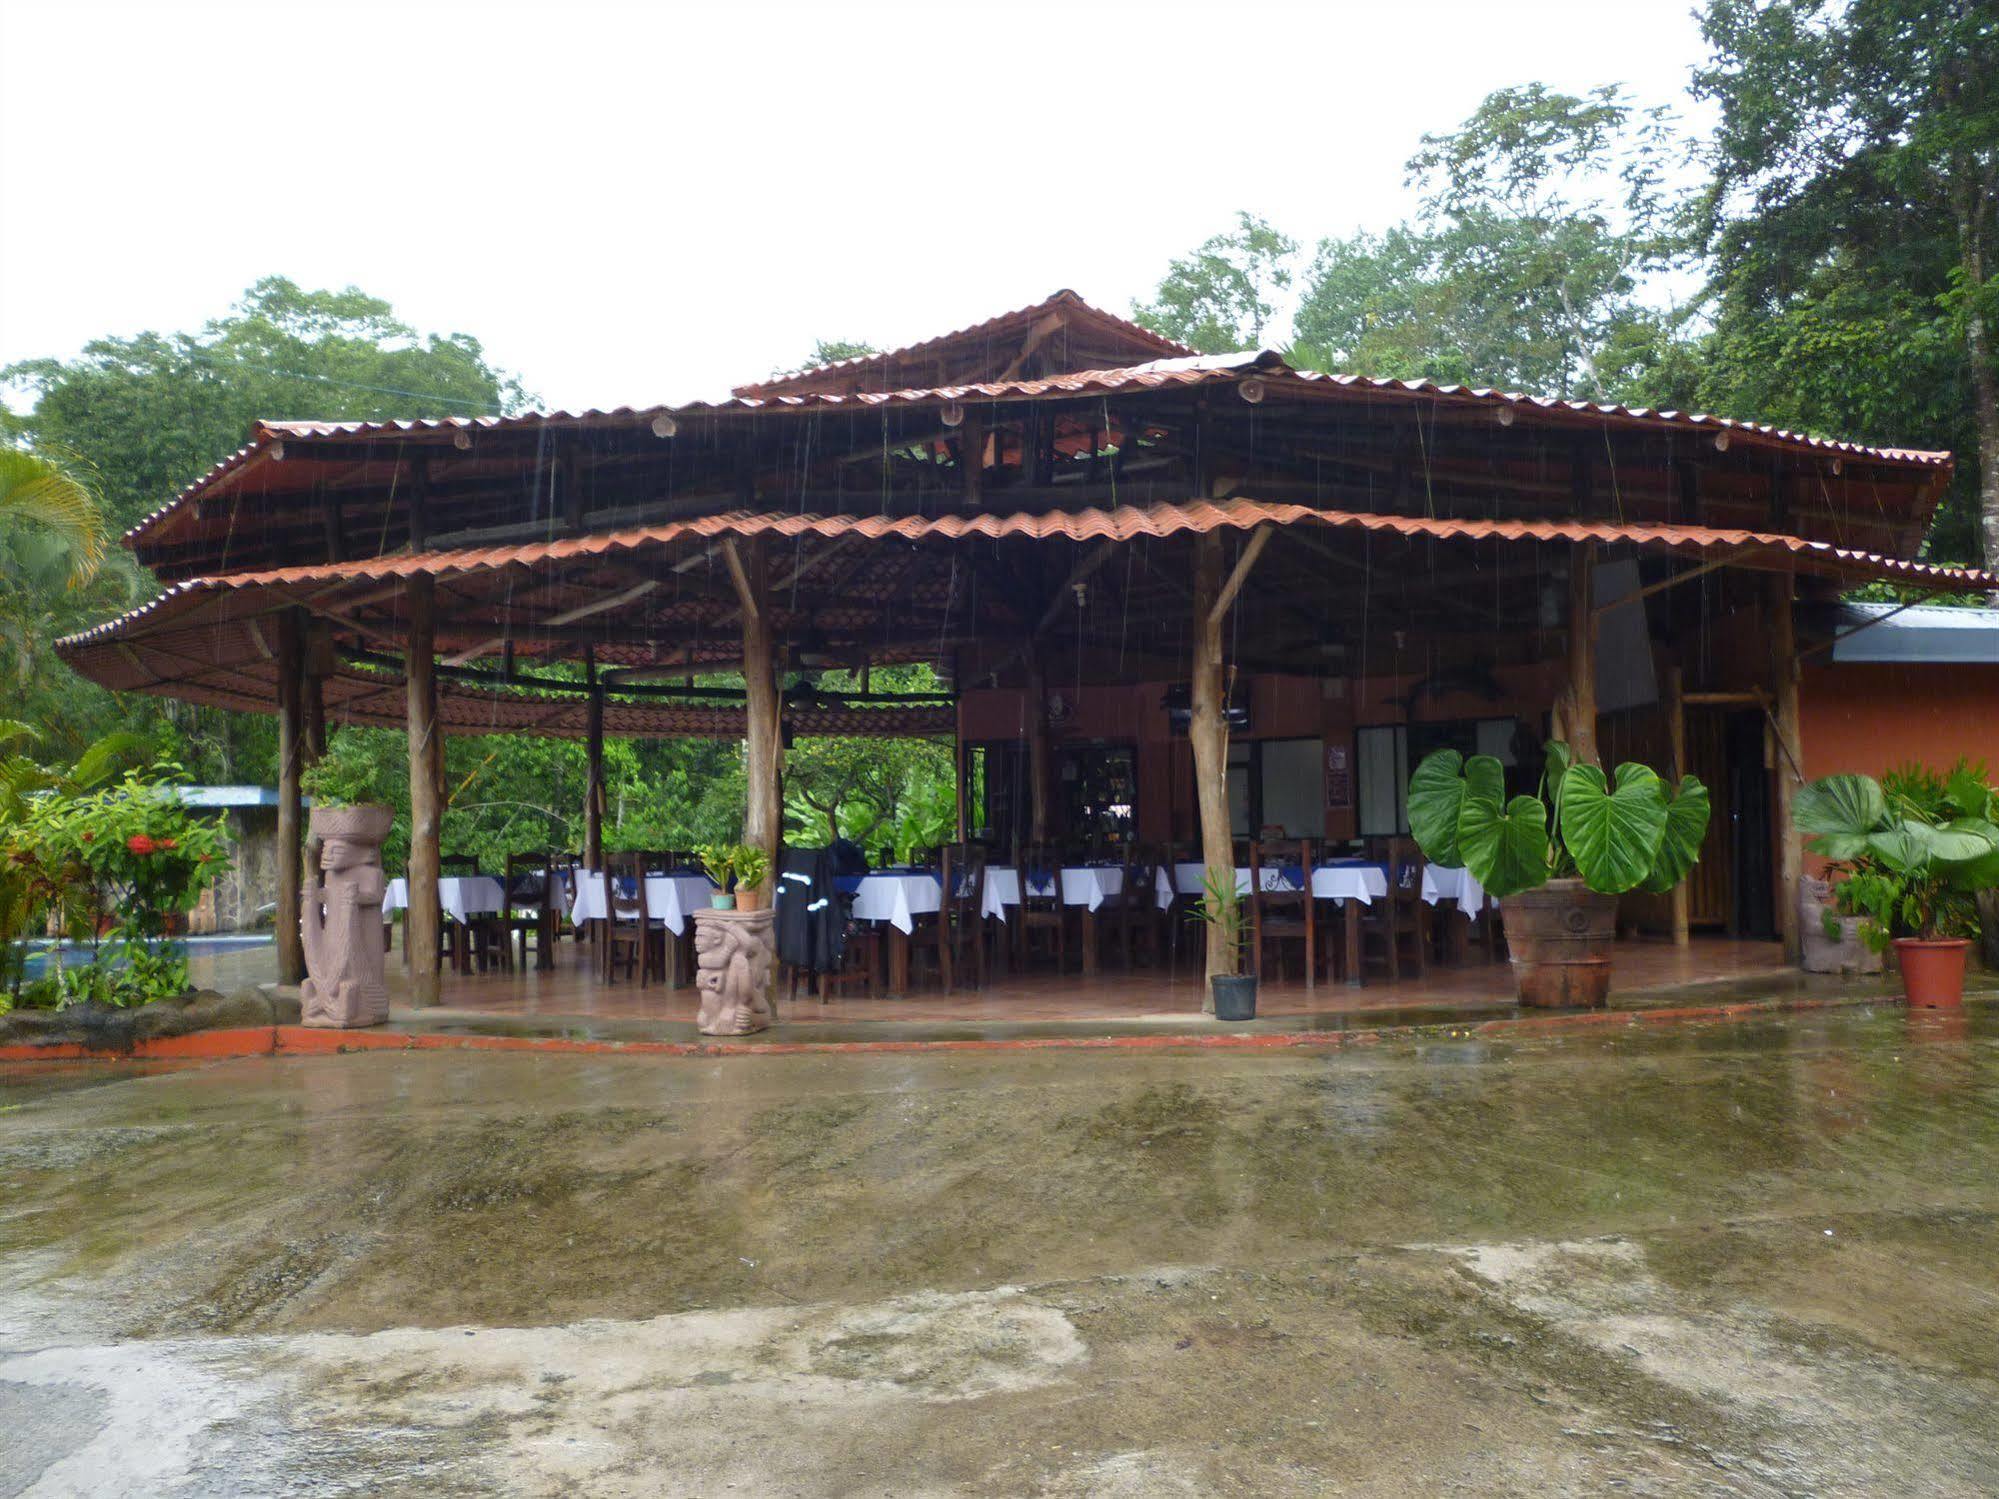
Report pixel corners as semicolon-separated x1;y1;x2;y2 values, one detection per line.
1209;525;1272;626
1591;553;1749;617
1025;652;1051;843
275;610;305;986
442;579;660;666
405;575;443;1005
1766;571;1803;964
1564;542;1599;766
721;538;760;624
1665;664;1690;949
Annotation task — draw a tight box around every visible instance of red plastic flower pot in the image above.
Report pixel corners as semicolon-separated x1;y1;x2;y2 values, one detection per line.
1893;938;1971;1009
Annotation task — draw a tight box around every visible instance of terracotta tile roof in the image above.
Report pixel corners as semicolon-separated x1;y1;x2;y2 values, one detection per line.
727;288;1195;398
120;350;1952;553
61;499;1996;664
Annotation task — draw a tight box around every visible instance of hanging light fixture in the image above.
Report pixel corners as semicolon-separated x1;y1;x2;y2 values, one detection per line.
940;400;965;428
1237;377;1267;405
651;413;678;439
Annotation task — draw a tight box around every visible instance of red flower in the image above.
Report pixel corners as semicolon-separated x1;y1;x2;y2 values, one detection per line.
160;837;178;851
126;834;157;856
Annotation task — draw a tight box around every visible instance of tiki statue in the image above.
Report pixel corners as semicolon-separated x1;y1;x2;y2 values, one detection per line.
300;806;393;1028
692;908;777;1035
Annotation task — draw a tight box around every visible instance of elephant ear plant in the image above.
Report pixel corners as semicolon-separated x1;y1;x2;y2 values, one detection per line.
1407;740;1711;899
1794;760;1998;1006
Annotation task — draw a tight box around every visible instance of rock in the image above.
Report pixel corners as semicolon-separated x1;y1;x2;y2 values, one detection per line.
183;988;276;1031
0;1009;62;1043
130;1002;200;1041
268;989;303;1025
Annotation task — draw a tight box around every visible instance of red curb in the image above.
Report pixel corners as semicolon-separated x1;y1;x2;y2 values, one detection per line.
0;990;1929;1065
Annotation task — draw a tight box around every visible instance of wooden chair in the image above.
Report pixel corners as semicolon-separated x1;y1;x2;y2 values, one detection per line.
440;854;500;973
1358;839;1429;983
600;850;660;986
1013;843;1067;972
503;852;558;972
1111;845;1166;970
917;843;987;993
1249;838;1317;988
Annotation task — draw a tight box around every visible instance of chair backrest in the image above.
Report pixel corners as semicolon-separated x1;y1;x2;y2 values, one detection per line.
605;850;648;925
1020;843;1062;909
1250;838;1315;909
439;854;480;877
942;842;986;917
504;852;550;918
1386;838;1424;898
1120;844;1160;907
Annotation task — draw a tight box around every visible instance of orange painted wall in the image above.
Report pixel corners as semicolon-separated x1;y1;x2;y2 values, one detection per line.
1799;662;1999;780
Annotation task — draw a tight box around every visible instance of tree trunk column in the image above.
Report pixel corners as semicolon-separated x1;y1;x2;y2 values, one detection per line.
1189;532;1233;1003
406;576;444;1006
584;650;604;871
1766;571;1804;964
275;611;305;986
1565;542;1600;765
1665;664;1691;948
730;538;783;883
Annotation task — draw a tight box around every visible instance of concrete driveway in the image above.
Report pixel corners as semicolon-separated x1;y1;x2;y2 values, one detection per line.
2;1006;1995;1495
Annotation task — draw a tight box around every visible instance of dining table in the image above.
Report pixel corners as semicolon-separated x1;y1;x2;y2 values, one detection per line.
567;869;716;988
983;864;1130;975
1166;860;1392;988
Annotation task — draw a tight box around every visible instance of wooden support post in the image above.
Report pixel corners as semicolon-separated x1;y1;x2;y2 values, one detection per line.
959;408;984;508
275;610;306;986
1190;531;1233;1005
1025;653;1051;843
584;648;604;871
953;728;968;842
727;537;784;885
407;457;430;551
1665;664;1690;948
1766;571;1804;964
405;576;443;1006
1564;542;1600;766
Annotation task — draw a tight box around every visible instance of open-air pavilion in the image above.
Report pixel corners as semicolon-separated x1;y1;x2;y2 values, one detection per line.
57;290;1992;1026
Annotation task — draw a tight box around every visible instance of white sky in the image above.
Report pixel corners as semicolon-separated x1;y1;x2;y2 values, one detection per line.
1;0;1713;413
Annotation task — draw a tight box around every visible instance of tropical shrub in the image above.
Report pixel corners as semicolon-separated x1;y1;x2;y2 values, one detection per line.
1407;740;1710;899
4;756;226;1008
1795;759;1999;952
1186;867;1248;976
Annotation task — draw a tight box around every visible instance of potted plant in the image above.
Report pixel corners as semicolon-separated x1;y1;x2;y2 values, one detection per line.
300;756;393;846
695;843;771;911
1794;761;1999;1008
1407;741;1710;1007
1189;866;1255;1020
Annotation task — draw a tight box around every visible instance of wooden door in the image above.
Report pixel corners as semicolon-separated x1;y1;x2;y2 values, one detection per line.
1683;708;1733;929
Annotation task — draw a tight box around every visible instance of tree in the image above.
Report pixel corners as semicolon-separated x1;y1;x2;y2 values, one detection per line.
1;279;531;774
1134;212;1299;352
1692;0;1999;569
0;448;106;584
6;276;529;531
1292;86;1684;401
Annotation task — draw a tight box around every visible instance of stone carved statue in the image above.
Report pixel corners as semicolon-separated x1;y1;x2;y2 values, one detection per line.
300;805;393;1028
692;908;776;1035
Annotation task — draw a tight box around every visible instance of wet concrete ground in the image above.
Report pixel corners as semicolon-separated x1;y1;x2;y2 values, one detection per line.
0;1004;1995;1495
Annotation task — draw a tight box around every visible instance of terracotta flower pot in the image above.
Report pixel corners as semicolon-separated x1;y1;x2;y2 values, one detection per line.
1500;878;1620;1008
1893;937;1970;1009
734;885;765;913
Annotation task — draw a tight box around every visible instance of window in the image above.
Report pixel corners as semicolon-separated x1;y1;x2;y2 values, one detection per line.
1358;717;1531;838
1215;738;1326;838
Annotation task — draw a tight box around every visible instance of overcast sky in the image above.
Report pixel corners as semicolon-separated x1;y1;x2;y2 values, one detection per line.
1;0;1714;413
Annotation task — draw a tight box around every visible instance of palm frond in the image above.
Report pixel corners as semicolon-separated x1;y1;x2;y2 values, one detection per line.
0;449;108;586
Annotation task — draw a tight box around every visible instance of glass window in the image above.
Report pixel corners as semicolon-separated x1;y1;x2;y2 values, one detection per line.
1259;738;1324;837
1357;725;1408;837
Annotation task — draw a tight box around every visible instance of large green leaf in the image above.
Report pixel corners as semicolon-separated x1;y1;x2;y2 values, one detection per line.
1458;792;1550;899
1944;767;1995;822
1640;774;1712;893
1406;749;1467;866
1794;774;1886;837
1558;762;1669;893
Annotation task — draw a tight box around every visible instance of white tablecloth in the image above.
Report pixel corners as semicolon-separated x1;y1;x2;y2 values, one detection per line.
1422;864;1490;919
982;865;1132;921
851;872;941;934
382;876;504;924
569;872;716;935
1167;862;1387;905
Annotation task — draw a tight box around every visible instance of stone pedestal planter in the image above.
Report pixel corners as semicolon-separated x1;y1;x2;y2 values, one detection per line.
1800;878;1884;976
300;805;393;1028
692;907;777;1035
